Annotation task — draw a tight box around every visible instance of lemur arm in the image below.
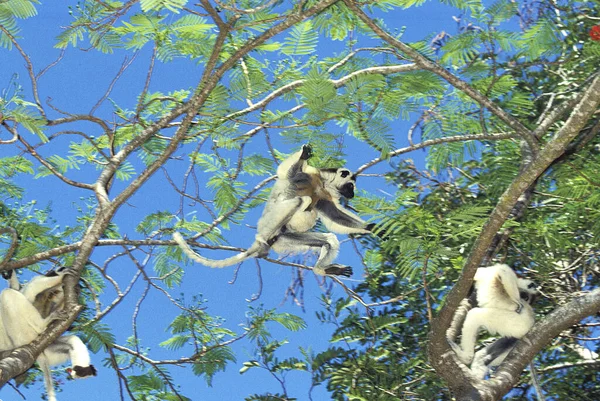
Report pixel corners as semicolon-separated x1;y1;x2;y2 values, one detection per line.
276;144;312;180
494;264;523;310
316;199;372;235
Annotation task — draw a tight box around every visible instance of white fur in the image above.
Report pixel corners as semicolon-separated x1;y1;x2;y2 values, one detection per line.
470;346;510;379
174;145;372;276
0;271;96;401
450;264;538;367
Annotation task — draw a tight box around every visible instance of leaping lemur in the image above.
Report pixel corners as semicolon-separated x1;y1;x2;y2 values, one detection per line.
173;144;376;277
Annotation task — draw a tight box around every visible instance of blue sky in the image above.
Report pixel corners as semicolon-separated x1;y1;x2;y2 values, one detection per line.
0;2;463;400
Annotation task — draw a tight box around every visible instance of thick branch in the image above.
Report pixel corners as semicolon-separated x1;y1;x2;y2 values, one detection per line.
0;304;83;383
0;227;19;268
0;2;345;388
481;289;600;399
428;74;600;397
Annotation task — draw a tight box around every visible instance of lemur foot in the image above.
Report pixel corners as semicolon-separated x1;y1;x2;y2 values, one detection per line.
448;340;474;365
324;264;353;277
68;365;97;379
45;266;76;279
255;239;271;258
515;302;524;314
300;144;313;160
47;309;70;323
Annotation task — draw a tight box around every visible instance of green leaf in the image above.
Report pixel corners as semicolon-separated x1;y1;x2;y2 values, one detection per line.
271;312;307;332
519;18;561;60
239;360;260;374
79;321;116;353
281;20;318;55
192;346;236;386
1;0;37;19
159;335;189;350
140;0;187;13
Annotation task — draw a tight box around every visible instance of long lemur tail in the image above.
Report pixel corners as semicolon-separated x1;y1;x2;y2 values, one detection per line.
173;232;255;268
38;357;57;401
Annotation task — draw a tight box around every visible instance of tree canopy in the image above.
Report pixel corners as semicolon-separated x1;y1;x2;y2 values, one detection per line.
0;0;600;400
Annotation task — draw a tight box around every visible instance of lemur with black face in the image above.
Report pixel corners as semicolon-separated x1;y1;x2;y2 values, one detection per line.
174;144;375;277
447;263;539;379
0;268;97;401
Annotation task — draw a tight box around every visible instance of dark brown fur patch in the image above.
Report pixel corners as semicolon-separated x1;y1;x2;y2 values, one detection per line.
73;365;97;377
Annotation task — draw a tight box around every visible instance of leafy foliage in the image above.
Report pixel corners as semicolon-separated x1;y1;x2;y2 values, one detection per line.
281;20;319;56
1;0;600;400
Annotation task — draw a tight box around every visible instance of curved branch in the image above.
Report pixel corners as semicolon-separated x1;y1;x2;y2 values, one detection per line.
482;288;600;399
48;113;113;136
343;0;539;154
356;133;516;174
212;0;280;14
0;120;19;144
0;24;46;119
19;136;95;190
226;63;419;121
0;304;83;384
428;74;600;398
0;1;345;387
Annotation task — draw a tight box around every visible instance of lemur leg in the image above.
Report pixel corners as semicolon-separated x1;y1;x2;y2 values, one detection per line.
452;307;530;364
47;335;97;378
19;274;65;304
254;196;313;256
271;232;352;277
276;144;312;178
0;289;59;401
446;298;473;343
470;337;517;379
0;289;49;346
449;307;488;364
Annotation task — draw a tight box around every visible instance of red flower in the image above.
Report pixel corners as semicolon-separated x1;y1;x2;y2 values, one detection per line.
590;25;600;41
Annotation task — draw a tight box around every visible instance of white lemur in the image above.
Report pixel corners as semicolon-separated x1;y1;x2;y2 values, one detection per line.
0;268;96;401
447;264;538;379
173;144;375;277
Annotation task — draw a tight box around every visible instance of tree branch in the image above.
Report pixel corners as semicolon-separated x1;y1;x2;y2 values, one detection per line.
481;288;600;399
226;63;419;121
0;2;345;387
356;133;516;174
427;73;600;399
343;0;539;154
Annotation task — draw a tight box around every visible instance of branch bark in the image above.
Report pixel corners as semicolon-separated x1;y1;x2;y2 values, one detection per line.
479;288;600;400
0;0;344;387
427;73;600;400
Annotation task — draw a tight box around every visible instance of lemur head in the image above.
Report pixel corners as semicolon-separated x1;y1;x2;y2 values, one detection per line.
320;168;357;199
517;278;539;305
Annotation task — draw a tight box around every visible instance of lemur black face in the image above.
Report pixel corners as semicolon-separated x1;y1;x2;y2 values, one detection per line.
519;290;538;305
339;182;355;199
